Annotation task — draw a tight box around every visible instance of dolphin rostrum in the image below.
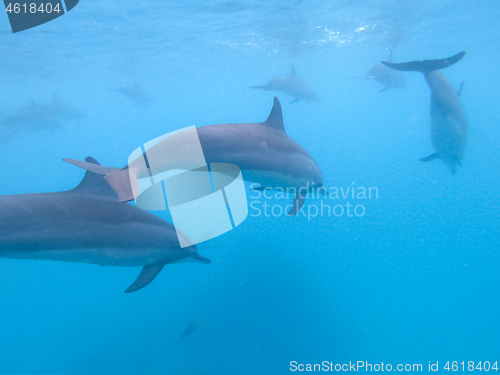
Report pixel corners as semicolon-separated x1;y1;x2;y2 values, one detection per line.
249;65;317;103
63;98;323;216
382;51;467;174
0;157;210;293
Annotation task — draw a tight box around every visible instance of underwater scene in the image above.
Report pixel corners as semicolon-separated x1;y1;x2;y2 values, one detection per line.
0;0;499;374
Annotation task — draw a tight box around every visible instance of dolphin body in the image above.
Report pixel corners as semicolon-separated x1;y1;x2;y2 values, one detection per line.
112;82;151;105
249;65;317;103
0;157;210;293
382;51;467;174
63;98;323;216
362;50;405;92
0;101;61;134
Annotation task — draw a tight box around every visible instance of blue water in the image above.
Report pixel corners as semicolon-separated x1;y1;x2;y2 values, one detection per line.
1;1;499;374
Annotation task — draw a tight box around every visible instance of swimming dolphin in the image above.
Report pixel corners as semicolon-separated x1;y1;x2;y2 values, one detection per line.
181;313;204;339
112;82;151;105
249;65;317;103
0;101;61;134
63;98;323;216
363;50;405;92
0;157;210;293
382;51;467;174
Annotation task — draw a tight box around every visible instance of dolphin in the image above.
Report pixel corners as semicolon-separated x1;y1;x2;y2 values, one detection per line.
0;157;210;293
181;313;204;339
382;51;467;174
249;65;317;103
363;50;406;92
63;98;323;216
0;101;61;134
112;81;151;105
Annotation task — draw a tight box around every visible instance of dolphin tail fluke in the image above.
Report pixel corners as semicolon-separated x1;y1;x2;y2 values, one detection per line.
287;193;306;216
64;158;136;202
420;153;439;162
125;262;165;293
382;51;466;74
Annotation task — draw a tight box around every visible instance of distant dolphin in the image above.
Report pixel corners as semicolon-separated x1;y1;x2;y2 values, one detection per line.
382;51;467;173
363;50;405;92
0;101;61;134
249;65;317;103
181;313;203;339
63;98;323;216
0;157;210;293
112;82;151;105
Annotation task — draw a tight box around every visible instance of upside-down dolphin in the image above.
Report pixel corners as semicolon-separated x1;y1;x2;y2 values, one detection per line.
63;98;323;216
362;50;405;92
0;157;210;293
249;65;317;103
382;51;467;174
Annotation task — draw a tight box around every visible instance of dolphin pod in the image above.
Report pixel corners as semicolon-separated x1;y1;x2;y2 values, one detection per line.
0;157;210;293
382;51;467;174
64;98;323;216
249;65;317;103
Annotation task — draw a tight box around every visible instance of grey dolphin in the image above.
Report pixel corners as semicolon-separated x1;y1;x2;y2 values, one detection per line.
63;98;323;216
0;157;210;293
181;313;203;339
249;65;317;103
382;51;467;174
112;82;151;105
0;101;61;134
356;50;405;92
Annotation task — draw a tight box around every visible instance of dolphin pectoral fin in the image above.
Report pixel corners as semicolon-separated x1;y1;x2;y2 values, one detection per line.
191;253;211;264
125;263;165;293
287;194;306;216
457;81;464;97
420;153;439;162
289;99;300;104
378;87;389;93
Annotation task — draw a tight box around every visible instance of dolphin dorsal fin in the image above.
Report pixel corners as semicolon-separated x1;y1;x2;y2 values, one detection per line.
263;97;286;133
290;64;297;77
70;157;119;199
